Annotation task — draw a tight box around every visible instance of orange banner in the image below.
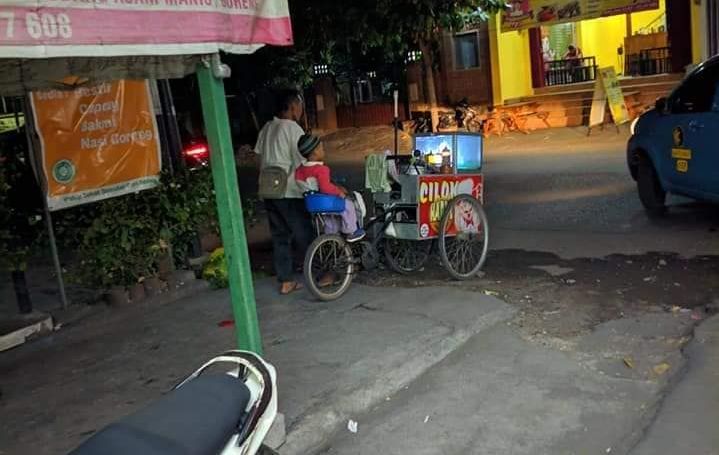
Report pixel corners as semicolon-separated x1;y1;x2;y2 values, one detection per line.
30;80;160;211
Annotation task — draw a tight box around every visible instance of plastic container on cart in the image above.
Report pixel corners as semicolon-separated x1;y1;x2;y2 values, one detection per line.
304;193;345;213
413;132;483;174
455;133;483;172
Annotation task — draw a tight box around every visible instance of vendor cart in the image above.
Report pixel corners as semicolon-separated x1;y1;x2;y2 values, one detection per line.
304;131;489;301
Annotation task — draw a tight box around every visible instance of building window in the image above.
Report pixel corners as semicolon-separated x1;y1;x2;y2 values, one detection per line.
454;32;480;70
354;80;374;103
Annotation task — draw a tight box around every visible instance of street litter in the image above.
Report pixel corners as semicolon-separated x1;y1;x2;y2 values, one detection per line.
347;420;358;433
643;276;657;282
659;259;667;266
483;290;500;297
653;363;670;376
565;279;577;285
623;357;635;369
671;306;691;314
424;415;430;423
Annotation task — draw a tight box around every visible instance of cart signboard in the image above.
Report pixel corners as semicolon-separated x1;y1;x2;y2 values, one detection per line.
30;79;161;210
0;0;293;58
418;174;484;238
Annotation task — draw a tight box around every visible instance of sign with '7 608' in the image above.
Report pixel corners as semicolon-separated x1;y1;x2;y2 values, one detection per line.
0;0;293;58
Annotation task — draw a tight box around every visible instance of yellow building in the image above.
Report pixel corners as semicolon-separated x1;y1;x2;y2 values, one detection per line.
488;0;705;105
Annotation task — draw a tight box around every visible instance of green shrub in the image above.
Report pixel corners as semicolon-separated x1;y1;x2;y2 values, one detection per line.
70;169;219;289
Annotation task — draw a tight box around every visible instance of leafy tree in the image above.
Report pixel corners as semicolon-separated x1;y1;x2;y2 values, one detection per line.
342;0;507;121
252;1;506;93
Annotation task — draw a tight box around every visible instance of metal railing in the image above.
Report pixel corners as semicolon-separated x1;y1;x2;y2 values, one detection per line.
639;47;672;75
626;47;672;76
544;56;597;86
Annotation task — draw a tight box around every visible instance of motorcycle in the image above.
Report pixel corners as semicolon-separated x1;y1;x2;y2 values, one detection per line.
69;351;278;455
454;98;484;133
437;98;485;133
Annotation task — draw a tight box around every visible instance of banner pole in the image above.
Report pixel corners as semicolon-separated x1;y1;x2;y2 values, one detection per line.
22;102;69;310
197;56;263;354
43;200;69;310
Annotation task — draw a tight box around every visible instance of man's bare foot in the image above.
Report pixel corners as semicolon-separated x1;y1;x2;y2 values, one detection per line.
280;281;303;295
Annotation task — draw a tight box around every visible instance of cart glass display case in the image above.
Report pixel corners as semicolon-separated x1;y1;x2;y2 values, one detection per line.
374;132;485;240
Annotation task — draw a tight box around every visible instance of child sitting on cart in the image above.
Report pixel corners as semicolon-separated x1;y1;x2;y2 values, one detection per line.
295;134;366;242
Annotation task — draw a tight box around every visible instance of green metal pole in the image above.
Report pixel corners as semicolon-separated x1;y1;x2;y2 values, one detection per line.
197;59;263;354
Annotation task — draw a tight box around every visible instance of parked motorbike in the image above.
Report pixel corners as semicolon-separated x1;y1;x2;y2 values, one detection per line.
69;351;278;455
437;99;484;133
437;109;456;130
411;114;432;134
455;98;484;133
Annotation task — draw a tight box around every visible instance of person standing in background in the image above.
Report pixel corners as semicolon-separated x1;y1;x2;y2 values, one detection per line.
252;90;313;295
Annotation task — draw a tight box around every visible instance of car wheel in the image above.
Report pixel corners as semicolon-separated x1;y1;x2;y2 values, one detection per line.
637;156;666;216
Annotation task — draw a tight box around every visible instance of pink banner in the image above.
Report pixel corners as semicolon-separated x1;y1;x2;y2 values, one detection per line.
0;1;293;57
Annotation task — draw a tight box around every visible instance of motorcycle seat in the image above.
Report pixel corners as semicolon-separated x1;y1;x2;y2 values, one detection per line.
70;374;251;455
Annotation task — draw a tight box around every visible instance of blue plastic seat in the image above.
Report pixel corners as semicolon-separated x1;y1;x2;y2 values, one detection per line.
305;192;345;214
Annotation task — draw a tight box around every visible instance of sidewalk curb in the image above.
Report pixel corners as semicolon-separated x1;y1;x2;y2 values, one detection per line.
628;314;719;454
617;346;691;454
279;301;516;455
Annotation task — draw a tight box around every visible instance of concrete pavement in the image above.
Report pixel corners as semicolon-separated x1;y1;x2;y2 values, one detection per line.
2;278;699;455
323;312;696;455
0;280;514;455
256;282;515;454
631;314;719;455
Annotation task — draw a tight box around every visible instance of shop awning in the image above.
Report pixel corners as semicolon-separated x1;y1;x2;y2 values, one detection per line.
0;1;293;94
502;0;660;32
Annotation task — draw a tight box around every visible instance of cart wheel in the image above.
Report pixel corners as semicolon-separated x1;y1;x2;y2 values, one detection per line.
438;195;489;280
304;234;354;301
384;238;432;274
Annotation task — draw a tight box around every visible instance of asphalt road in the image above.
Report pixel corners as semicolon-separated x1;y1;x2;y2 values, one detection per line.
328;126;719;259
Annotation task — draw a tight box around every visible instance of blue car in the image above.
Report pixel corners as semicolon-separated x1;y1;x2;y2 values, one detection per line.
627;55;719;215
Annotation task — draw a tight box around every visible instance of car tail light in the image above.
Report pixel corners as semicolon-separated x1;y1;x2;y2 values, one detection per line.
183;143;210;160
